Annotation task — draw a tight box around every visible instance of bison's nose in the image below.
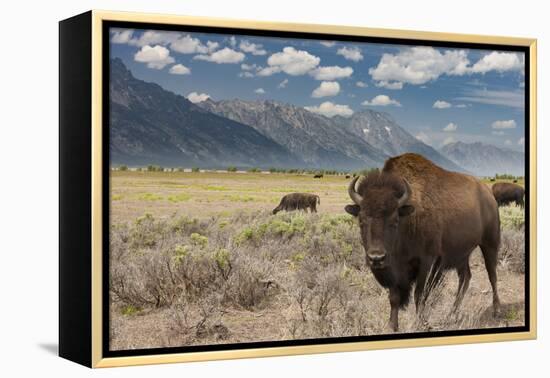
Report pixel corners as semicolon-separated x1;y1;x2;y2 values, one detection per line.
367;250;386;268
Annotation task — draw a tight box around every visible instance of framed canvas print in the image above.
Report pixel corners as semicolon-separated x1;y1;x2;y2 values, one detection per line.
59;10;537;368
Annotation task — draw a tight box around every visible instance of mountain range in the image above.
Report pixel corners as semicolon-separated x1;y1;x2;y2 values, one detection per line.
109;58;523;176
439;141;524;176
110;58;298;168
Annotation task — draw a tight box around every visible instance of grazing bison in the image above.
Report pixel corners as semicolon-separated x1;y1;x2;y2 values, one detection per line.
313;174;324;179
345;153;501;331
273;193;320;214
345;175;351;179
492;182;525;208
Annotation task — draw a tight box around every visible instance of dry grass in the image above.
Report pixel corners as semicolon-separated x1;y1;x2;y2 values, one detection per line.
109;172;526;350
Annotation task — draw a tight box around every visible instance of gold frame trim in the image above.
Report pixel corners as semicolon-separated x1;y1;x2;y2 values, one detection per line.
90;9;537;368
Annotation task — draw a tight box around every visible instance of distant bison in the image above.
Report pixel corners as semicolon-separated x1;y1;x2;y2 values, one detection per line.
492;182;525;208
313;174;324;179
345;153;501;331
345;175;351;179
273;193;320;214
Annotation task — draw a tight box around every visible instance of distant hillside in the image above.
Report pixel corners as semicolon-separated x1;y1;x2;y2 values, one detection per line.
109;58;468;172
198;98;387;170
332;110;464;172
109;58;299;168
440;141;524;176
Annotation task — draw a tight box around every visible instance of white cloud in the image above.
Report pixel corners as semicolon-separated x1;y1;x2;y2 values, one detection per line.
433;100;452;109
504;139;512;146
256;66;281;77
239;40;267;55
169;34;212;54
206;41;219;52
304;102;354;118
187;92;210;103
518;137;525;146
443;122;458;132
369;47;525;88
311;81;340;98
362;95;401;107
241;63;257;71
356;81;368;88
278;79;289;89
320;41;336;47
416;132;432;145
129;31;180;47
492;130;505;136
111;29;134;44
375;81;403;90
169;64;191;75
337;46;363;62
194;47;245;64
134;45;175;69
491;120;517;129
456;89;524;109
239;63;257;77
442;136;457;146
238;71;255;78
254;88;266;94
309;66;353;80
229;36;237;47
266;47;320;76
471;52;523;74
369;47;470;87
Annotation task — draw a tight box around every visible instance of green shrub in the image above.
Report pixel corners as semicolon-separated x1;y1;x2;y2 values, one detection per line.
190;233;208;249
147;165;164;172
121;305;140;316
173;245;190;265
167;193;191;202
138;192;163;201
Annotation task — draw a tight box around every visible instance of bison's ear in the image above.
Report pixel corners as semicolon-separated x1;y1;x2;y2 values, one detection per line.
398;205;415;217
345;204;360;217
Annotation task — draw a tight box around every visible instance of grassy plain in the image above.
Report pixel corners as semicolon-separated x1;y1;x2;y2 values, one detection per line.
109;171;525;350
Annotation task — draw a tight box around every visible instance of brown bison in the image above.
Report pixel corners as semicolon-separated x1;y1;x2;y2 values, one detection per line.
492;182;524;208
345;153;501;331
273;193;320;214
313;174;324;179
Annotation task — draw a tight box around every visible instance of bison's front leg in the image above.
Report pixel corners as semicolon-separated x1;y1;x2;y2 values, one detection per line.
389;287;401;331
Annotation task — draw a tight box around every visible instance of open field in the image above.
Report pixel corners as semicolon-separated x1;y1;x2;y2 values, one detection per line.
109;171;525;350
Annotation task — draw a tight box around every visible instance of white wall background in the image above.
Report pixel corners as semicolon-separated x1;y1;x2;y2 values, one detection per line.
0;0;547;376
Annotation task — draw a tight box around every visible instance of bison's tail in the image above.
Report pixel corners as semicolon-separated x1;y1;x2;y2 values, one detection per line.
317;195;320;205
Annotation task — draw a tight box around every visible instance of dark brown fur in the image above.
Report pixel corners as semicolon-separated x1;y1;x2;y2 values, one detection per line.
273;193;320;214
492;182;524;208
345;153;501;331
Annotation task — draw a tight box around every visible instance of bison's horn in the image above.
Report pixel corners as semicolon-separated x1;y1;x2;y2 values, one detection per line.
348;176;363;205
397;178;411;207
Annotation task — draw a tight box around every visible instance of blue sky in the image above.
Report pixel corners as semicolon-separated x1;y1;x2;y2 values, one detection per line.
110;28;526;152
